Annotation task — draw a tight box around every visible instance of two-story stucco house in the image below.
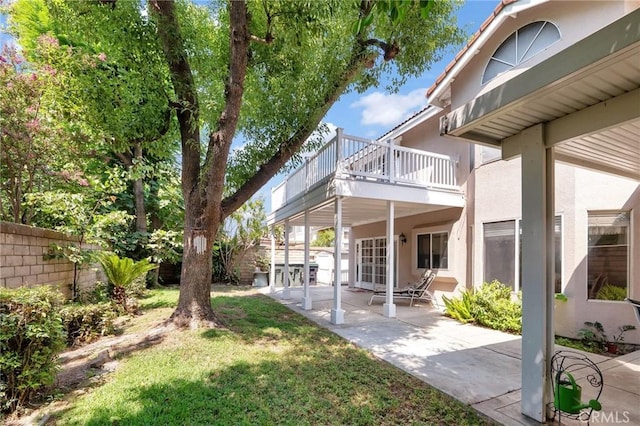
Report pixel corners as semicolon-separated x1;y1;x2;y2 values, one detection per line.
267;0;640;421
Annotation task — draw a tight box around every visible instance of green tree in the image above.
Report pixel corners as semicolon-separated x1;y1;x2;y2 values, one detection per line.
9;0;179;247
312;228;335;247
0;45;84;223
9;0;463;327
213;198;268;284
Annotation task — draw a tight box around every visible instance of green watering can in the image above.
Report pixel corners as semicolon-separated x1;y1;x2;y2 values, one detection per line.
554;372;602;414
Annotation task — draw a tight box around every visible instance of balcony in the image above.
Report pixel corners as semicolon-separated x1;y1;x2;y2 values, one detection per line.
271;130;461;214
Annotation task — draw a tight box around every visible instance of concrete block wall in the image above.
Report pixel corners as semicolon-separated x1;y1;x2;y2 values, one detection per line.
0;221;103;299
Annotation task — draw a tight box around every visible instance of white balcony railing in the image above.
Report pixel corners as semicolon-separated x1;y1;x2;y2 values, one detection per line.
271;130;458;212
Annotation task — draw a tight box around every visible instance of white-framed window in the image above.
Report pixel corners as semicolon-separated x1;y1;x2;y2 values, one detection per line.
587;211;630;301
416;231;448;269
483;216;562;292
482;21;560;84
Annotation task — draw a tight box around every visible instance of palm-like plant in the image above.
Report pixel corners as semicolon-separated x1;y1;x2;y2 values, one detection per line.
97;252;157;309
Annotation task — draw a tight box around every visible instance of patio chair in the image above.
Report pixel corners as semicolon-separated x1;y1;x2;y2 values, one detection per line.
625;298;640;325
368;269;437;307
407;270;438;307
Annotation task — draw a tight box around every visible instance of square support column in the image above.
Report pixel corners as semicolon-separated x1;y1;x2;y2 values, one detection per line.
519;124;555;422
302;210;312;310
384;201;396;318
283;219;291;300
331;197;345;325
269;227;276;294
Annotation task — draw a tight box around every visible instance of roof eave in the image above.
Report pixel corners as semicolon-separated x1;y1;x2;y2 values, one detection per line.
426;0;550;107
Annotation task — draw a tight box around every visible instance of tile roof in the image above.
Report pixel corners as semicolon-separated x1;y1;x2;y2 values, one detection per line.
425;0;518;98
375;0;517;142
376;104;433;141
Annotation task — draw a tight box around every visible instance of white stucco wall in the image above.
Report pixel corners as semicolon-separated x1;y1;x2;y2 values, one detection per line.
473;158;640;343
451;1;630;109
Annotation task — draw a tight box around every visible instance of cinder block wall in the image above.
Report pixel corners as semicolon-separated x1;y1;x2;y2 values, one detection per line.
0;221;103;299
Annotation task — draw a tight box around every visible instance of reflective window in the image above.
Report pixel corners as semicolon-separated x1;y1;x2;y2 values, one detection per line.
417;232;448;269
483;217;562;292
587;212;629;300
482;21;560;84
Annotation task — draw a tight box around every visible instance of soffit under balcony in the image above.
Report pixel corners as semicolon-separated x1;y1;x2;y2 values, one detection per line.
267;177;464;228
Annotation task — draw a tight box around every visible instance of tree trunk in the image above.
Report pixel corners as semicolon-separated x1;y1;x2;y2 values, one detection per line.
148;183;162;288
114;147;147;235
152;0;212;327
132;143;147;234
169;216;221;328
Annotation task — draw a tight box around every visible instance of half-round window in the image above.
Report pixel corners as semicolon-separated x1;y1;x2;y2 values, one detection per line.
482;21;560;84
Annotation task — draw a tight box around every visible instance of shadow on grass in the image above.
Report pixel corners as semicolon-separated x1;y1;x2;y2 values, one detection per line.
207;293;326;346
64;348;494;426
139;288;181;311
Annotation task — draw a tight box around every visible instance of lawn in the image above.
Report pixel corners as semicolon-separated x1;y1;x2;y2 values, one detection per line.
57;287;494;425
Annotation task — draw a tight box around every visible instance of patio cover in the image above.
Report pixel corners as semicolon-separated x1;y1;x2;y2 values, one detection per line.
440;9;640;422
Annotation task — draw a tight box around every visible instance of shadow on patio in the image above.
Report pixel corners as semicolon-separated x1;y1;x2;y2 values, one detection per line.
262;285;640;425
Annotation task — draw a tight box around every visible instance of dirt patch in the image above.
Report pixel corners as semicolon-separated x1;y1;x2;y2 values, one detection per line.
4;322;172;426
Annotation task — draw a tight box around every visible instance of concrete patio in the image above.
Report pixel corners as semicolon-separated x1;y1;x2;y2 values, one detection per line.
261;285;639;425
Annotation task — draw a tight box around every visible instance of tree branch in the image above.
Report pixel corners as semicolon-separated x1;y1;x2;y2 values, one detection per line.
113;150;133;167
150;0;201;206
364;38;400;61
204;0;250;223
250;34;273;44
220;48;374;219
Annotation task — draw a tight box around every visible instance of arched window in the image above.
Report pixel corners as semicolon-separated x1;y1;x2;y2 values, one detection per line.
482;21;560;84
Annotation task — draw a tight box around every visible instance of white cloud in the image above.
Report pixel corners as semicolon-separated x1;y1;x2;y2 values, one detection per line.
350;88;427;127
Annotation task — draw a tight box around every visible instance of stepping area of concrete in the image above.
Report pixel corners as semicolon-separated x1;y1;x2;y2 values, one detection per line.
262;285;640;425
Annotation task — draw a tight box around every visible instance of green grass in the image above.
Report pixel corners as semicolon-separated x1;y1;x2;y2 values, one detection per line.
58;287;494;425
555;335;602;353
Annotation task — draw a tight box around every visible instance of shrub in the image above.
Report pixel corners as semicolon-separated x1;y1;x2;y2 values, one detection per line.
78;281;111;304
578;321;606;351
473;281;522;333
442;290;475;323
442;281;522;334
97;252;157;312
0;286;65;414
59;303;117;347
212;240;240;284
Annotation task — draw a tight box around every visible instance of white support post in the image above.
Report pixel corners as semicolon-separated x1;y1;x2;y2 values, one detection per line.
336;127;344;177
304;157;310;192
348;226;356;288
519;124;554;422
331;197;345;325
388;138;395;183
544;146;556;419
302;210;312;310
283;219;291;300
269;227;276;294
384;201;397;318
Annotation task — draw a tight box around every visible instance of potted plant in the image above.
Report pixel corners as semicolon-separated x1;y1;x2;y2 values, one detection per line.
606;324;637;354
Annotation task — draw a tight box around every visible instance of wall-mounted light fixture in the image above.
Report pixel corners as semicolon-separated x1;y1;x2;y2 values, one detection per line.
399;232;407;245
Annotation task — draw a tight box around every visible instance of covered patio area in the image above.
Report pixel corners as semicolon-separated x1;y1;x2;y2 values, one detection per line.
263;285;640;425
439;8;640;422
